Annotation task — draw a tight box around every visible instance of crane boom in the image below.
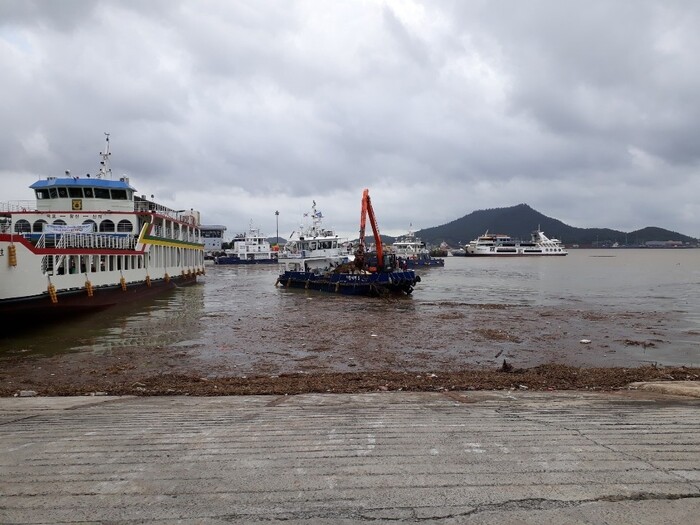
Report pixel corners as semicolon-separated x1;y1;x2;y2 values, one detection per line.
357;188;384;271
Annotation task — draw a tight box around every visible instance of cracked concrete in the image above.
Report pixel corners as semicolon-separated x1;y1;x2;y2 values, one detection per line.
1;390;699;524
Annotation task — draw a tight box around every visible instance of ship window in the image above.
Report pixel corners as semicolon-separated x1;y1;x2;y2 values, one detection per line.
58;187;68;198
111;189;127;200
36;189;50;199
99;219;115;232
117;220;133;232
94;188;110;199
53;219;67;226
84;188;94;198
68;187;83;198
14;219;31;233
33;219;47;233
82;220;96;232
49;188;58;198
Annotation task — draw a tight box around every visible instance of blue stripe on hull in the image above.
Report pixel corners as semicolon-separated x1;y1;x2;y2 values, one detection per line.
215;258;277;265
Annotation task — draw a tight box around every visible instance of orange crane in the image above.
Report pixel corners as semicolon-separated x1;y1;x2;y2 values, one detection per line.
356;188;384;272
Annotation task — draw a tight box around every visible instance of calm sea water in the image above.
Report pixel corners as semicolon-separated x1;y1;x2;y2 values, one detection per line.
2;249;699;369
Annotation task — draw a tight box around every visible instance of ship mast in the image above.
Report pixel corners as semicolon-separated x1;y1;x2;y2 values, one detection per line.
97;132;112;179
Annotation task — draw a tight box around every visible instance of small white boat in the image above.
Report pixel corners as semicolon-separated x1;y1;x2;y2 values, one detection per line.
465;229;568;256
215;223;277;265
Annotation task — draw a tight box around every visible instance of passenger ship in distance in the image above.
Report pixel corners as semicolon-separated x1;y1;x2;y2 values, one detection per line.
0;135;206;321
465;229;568;256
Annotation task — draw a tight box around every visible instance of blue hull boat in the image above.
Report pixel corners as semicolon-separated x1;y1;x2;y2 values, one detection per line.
215;256;276;265
276;190;422;298
400;255;444;269
277;270;420;296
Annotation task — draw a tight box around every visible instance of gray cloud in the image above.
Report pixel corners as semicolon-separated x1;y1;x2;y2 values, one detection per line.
2;0;699;239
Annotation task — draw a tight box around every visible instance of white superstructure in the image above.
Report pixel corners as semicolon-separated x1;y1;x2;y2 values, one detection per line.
216;223;277;264
277;201;353;273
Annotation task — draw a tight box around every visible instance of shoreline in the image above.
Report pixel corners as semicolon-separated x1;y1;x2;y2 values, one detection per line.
3;362;698;397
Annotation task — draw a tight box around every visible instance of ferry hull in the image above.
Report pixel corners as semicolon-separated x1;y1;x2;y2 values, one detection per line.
0;275;197;323
276;271;420;297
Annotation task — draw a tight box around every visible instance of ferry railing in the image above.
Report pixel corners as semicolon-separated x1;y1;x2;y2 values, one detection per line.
50;232;137;250
0;200;35;213
134;201;191;223
37;234;137;275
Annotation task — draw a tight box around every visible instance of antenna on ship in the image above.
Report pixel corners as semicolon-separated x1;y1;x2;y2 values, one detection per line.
97;132;112;179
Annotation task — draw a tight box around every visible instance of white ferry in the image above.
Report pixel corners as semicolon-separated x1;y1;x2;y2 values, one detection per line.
390;229;444;268
277;201;352;274
0;135;205;321
465;229;568;256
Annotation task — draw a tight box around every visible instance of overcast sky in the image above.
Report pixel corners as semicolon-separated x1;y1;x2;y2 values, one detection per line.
2;0;699;240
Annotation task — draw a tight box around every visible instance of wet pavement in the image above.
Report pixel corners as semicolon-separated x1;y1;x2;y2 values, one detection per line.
1;387;699;524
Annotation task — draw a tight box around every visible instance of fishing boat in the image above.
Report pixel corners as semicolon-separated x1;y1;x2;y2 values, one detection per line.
391;229;444;268
276;192;421;296
215;223;277;264
465;229;568;256
0;135;206;321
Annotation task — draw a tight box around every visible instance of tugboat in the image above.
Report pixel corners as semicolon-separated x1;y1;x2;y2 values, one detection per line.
276;190;420;296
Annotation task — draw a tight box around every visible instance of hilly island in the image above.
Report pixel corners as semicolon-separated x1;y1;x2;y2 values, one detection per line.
414;203;698;248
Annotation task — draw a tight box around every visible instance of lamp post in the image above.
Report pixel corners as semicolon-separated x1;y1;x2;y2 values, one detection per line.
275;210;279;247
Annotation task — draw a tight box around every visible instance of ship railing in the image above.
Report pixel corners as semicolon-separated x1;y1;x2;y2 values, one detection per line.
47;232;138;250
0;200;35;213
134;201;193;223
